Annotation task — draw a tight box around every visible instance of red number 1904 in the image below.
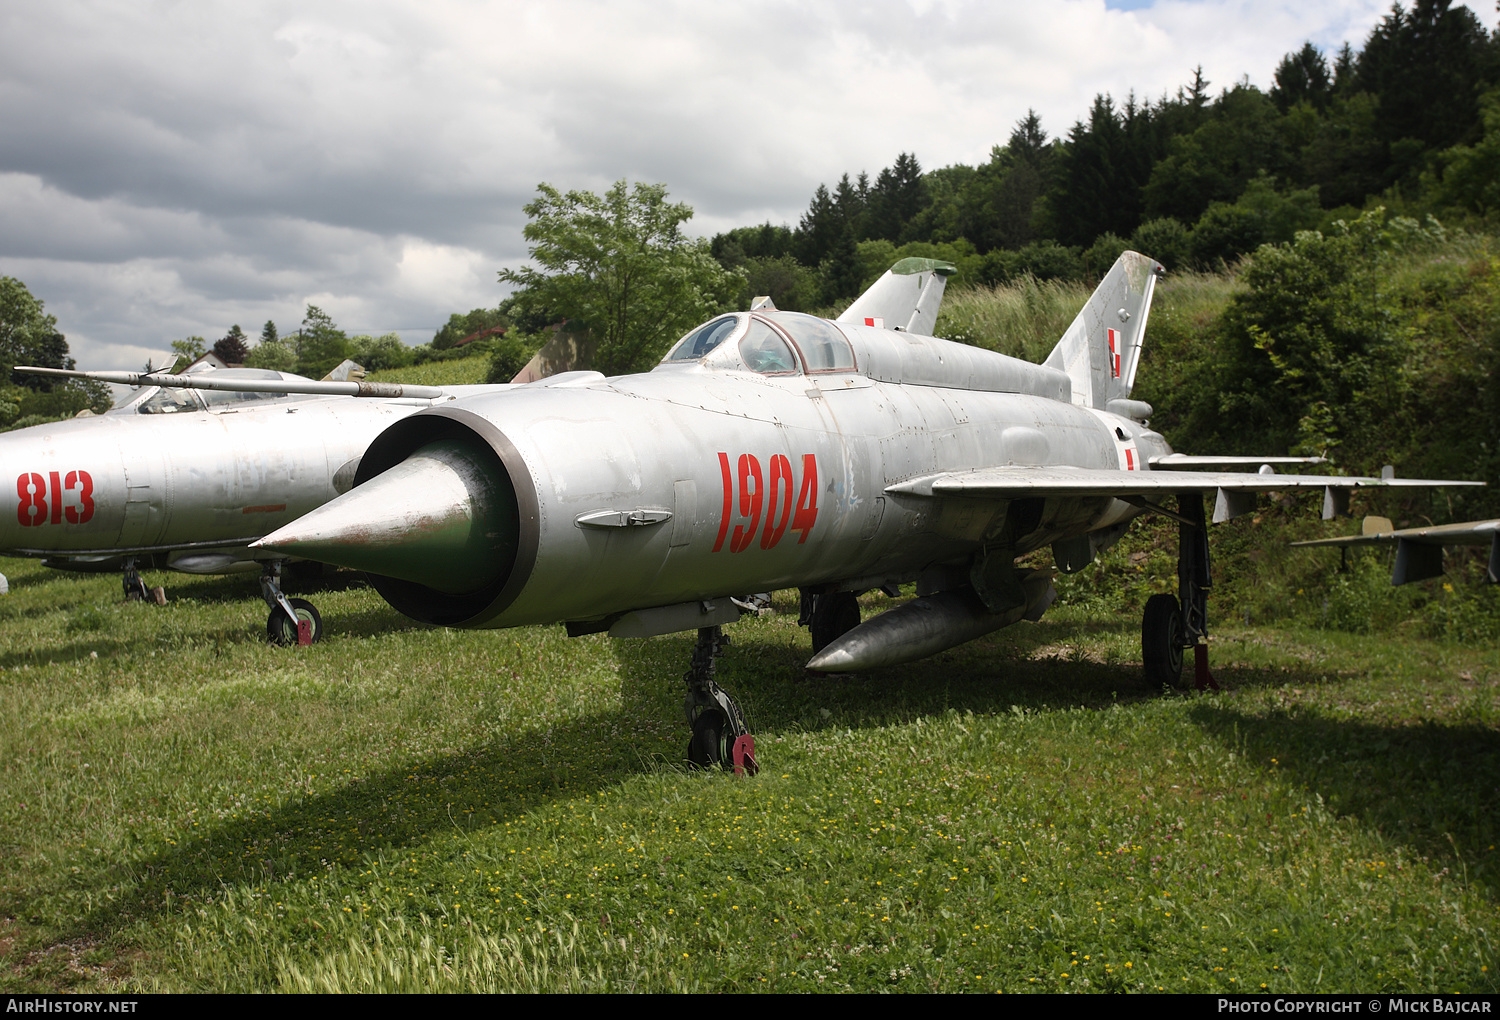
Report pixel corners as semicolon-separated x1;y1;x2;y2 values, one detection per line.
713;453;818;553
16;470;95;527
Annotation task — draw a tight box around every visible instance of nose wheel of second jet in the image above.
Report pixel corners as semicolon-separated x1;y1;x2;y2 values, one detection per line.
267;598;323;646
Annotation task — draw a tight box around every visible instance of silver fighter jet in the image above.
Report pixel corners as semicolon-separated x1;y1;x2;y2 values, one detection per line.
0;365;484;644
252;254;1481;770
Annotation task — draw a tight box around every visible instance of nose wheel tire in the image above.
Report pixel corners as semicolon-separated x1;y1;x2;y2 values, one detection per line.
267;598;323;646
688;709;727;768
687;708;758;775
1142;593;1186;688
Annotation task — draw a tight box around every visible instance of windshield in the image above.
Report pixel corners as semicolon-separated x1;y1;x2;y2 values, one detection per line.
200;387;290;408
664;314;743;362
136;387;202;414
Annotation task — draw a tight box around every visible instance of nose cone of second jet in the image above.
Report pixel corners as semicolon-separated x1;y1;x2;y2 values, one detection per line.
254;438;518;596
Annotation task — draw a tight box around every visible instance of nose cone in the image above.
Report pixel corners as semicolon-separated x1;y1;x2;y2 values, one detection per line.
254;438;518;596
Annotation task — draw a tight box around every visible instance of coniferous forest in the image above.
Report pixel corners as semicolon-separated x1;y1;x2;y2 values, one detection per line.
709;0;1499;311
693;0;1500;538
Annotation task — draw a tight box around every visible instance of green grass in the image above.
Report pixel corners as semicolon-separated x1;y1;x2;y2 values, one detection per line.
935;267;1245;365
367;355;491;387
937;276;1091;362
0;555;1496;992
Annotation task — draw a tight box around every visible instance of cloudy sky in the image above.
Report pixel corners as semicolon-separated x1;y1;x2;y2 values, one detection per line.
0;0;1489;369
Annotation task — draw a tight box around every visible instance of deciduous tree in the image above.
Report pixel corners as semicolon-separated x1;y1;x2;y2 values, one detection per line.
499;181;741;374
296;305;350;379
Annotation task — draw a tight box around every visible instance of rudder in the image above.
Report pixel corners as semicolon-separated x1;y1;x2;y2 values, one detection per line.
1042;251;1164;409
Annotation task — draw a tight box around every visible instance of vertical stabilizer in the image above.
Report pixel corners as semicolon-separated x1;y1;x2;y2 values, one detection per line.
837;257;956;337
1042;251;1164;408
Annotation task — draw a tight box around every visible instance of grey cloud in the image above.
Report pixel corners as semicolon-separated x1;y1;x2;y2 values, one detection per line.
0;0;1445;370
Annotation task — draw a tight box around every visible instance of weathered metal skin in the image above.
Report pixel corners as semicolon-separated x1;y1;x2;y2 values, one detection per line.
805;573;1058;672
257;250;1480;672
262;316;1167;629
252;249;1484;708
0;385;473;571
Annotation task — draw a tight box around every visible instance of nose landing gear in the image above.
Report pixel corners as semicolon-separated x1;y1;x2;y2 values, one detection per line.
121;558;166;605
682;626;757;775
260;560;323;646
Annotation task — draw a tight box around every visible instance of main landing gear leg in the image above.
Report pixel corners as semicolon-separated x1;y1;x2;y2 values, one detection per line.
799;588;861;654
260;560;323;647
1142;493;1219;691
1177;493;1219;691
683;626;757;776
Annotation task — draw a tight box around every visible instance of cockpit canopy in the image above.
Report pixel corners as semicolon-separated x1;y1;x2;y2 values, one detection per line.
110;369;296;415
660;311;856;376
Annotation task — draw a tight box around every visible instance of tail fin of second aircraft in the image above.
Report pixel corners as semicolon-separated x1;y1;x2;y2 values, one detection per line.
1043;251;1164;409
837;257;956;337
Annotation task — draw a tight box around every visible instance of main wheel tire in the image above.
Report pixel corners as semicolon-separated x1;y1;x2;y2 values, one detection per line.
267;598;323;646
687;709;728;769
809;591;861;653
1142;593;1186;688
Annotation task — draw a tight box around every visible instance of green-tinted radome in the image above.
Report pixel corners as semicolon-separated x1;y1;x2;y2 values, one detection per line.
256;438;517;596
890;257;957;277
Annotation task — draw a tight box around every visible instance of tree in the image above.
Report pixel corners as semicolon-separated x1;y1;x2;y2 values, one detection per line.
1427;89;1500;215
349;332;415;371
0;278;109;420
795;184;842;266
1188;175;1322;266
486;331;546;384
261;320;278;345
1271;42;1333;113
243;337;297;372
171;336;207;364
1141;85;1288;226
213;325;249;365
960;113;1053;252
710;223;795;268
499;181;742;374
1355;0;1494;154
863;153;926;243
1203;210;1429;458
1045;94;1162;245
433;308;506;350
296;305;350;379
0;277;71;373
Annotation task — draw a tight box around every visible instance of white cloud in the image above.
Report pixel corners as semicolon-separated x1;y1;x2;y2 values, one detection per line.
0;0;1492;366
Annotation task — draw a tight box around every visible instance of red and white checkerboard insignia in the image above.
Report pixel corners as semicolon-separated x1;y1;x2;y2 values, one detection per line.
1107;328;1121;378
864;316;884;328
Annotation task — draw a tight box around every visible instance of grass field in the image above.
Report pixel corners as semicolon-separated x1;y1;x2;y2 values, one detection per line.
0;549;1495;993
367;354;492;387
